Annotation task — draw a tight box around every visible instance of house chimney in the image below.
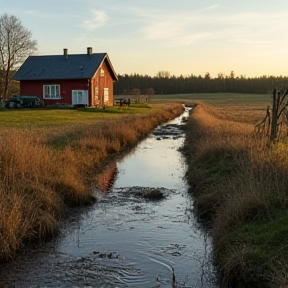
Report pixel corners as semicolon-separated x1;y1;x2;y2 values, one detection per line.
87;47;93;55
63;48;68;57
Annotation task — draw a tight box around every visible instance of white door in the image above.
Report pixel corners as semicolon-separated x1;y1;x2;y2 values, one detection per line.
72;90;89;106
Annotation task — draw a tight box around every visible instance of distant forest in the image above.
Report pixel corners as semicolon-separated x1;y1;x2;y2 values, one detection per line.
114;72;288;96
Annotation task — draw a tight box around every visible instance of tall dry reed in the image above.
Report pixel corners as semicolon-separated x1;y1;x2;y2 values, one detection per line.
0;103;184;261
185;103;288;287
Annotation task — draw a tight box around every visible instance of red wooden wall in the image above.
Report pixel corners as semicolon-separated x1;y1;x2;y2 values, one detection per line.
19;58;115;107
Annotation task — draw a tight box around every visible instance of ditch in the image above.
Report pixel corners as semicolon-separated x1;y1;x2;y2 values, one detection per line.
0;108;218;288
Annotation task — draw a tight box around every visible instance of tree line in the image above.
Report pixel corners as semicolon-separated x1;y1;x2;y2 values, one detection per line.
114;72;288;96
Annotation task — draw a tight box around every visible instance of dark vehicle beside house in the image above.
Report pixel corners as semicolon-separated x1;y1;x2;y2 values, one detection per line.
5;96;44;108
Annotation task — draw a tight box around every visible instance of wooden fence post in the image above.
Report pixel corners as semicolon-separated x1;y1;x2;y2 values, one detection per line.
270;88;278;140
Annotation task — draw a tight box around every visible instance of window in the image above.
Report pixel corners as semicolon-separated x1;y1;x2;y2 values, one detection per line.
95;87;99;100
104;88;109;103
43;85;61;99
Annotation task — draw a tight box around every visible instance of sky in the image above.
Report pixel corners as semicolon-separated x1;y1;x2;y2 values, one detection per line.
2;0;288;78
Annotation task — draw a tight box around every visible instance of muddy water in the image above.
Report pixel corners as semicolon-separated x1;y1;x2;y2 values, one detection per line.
0;109;218;288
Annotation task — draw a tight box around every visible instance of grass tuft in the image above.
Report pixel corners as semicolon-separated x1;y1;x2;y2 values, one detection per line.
184;103;288;287
0;103;184;260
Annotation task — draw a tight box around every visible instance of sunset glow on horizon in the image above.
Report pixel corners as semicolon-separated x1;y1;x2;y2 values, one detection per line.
2;0;288;78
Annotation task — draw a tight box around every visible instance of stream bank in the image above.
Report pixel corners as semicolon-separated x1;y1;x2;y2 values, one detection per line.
184;104;286;288
0;108;218;288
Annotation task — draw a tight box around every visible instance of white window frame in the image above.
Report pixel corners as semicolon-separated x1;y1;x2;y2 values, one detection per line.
43;85;61;99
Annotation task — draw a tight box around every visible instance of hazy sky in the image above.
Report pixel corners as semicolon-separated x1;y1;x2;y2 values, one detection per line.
2;0;288;78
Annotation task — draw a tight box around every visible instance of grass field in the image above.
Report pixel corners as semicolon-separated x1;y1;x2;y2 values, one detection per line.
0;103;152;128
155;93;273;129
152;92;272;106
0;93;283;286
0;102;184;261
183;94;288;287
153;93;273;126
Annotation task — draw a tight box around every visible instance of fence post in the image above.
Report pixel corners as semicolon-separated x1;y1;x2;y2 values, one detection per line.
270;88;278;140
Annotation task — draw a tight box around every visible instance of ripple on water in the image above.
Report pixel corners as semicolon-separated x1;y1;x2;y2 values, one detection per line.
0;110;218;288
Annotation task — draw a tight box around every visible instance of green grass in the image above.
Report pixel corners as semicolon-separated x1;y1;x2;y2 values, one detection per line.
152;93;272;106
0;94;271;129
0;104;152;128
231;209;288;255
225;209;288;283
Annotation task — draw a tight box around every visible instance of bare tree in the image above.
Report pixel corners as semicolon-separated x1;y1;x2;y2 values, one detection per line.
0;14;37;100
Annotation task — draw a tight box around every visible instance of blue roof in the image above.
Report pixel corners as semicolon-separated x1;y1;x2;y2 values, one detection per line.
13;53;117;81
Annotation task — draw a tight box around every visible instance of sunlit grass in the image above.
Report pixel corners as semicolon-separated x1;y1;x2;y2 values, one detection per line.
184;102;288;287
0;103;184;261
0;103;152;128
153;92;271;106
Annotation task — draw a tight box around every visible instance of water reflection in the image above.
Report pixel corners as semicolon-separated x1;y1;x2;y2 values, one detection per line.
96;162;118;192
0;109;218;288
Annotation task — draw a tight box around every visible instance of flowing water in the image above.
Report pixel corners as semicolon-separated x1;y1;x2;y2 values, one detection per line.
0;108;218;288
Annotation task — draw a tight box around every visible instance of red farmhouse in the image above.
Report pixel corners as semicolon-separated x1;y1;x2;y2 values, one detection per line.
13;47;118;107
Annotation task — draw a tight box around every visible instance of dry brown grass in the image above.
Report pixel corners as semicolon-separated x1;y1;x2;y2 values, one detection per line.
207;104;268;125
0;103;184;261
185;103;288;287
